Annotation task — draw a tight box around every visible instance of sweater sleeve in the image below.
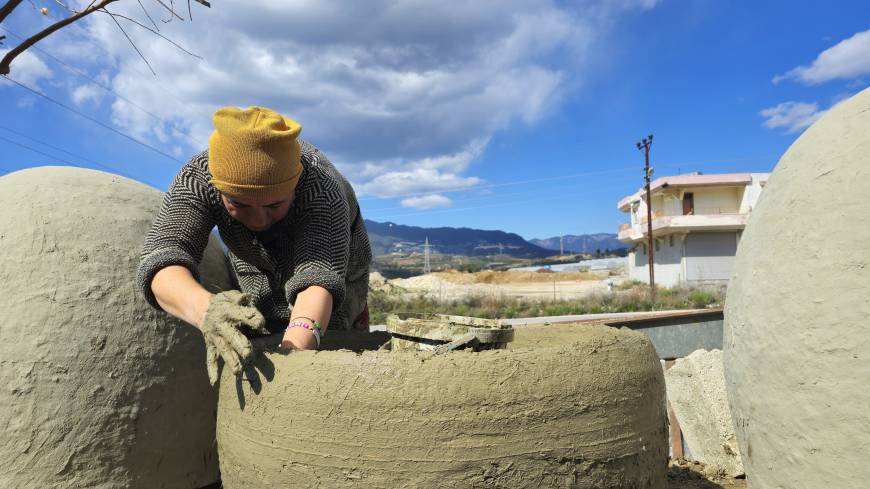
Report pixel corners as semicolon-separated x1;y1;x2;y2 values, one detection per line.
136;160;216;309
284;184;351;311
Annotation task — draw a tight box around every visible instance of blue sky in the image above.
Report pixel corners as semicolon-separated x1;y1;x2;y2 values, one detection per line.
2;1;869;240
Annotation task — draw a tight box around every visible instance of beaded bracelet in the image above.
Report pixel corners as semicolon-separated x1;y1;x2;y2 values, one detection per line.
286;321;321;348
291;316;324;337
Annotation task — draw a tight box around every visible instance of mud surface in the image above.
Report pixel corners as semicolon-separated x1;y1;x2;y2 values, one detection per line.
0;167;232;488
667;460;746;489
218;323;668;488
725;86;870;488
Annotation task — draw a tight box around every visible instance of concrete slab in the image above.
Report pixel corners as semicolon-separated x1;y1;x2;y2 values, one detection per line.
664;349;744;477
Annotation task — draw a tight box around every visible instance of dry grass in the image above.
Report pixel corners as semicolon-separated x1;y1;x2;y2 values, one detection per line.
369;282;724;325
432;270;606;285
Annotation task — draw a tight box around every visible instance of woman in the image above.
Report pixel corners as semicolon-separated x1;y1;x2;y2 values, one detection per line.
137;106;371;385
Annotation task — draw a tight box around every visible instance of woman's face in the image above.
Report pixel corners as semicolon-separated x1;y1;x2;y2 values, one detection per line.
221;191;294;232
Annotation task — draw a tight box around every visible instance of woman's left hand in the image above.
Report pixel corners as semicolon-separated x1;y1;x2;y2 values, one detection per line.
280;325;318;350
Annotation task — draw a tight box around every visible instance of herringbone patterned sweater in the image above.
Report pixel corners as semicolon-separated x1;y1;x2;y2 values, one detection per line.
137;141;371;332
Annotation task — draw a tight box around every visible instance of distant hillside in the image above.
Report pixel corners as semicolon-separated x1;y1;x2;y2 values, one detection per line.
530;234;627;254
365;220;552;258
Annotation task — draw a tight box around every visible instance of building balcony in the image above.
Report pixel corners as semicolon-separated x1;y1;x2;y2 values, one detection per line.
618;224;640;241
618;213;748;242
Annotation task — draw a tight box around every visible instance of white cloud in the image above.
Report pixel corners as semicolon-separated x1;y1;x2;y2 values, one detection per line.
0;49;53;86
359;167;482;198
68;0;657;195
413;138;489;173
71;84;103;105
774;29;870;85
352;140;486;197
16;97;36;109
401;194;453;209
760;101;826;133
348;139;487;198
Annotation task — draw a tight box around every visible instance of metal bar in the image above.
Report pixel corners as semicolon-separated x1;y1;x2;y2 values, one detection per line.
664;359;685;459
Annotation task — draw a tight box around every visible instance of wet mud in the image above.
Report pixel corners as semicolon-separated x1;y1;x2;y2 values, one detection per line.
218;323;669;488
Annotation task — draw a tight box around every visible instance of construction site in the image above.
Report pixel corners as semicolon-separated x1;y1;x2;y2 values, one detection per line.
1;0;868;486
1;82;867;488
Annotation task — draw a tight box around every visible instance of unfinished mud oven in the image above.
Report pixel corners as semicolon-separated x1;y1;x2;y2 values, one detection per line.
0;167;669;489
511;308;727;462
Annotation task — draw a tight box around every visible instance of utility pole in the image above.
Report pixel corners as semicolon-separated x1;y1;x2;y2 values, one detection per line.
636;134;656;304
423;237;431;274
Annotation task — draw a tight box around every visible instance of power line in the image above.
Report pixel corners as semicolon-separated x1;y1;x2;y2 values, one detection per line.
367;193;581;220
363;173;631;214
0;122;138;179
366;153;771;221
357;166;638;202
0;133;91;167
356;157;770;203
6;4;201;105
2;74;183;164
0;25;205;148
366;187;556;214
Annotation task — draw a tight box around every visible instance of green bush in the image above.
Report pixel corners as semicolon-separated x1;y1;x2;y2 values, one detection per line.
615;279;644;291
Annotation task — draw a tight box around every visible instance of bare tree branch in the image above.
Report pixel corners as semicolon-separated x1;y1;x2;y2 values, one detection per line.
0;0;26;25
0;0;118;75
53;0;76;14
105;9;201;59
105;9;155;75
152;0;183;22
137;0;158;31
1;0;210;76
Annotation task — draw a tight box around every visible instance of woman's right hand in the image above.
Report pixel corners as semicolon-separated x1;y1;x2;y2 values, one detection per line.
200;290;266;385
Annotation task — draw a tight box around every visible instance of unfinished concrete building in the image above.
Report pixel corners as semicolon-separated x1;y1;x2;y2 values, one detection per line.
617;172;769;287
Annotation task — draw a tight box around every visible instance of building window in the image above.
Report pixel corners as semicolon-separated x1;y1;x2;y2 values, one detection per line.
683;192;695;215
655;239;660;252
642;244;647;255
669;235;674;247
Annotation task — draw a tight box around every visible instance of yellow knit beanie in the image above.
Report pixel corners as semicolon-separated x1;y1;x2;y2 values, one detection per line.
208;106;303;201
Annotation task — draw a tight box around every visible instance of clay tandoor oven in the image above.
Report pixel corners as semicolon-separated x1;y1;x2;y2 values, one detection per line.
217;323;669;489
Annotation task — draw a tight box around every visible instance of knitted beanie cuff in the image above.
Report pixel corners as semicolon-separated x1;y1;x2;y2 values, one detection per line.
211;172;300;201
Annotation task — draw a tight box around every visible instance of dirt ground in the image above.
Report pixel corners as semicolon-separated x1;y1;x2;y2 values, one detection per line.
431;270;605;284
668;459;747;489
387;270;620;301
201;459;746;489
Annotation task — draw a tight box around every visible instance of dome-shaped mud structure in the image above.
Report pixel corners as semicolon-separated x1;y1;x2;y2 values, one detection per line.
0;167;232;488
725;86;870;488
217;323;668;488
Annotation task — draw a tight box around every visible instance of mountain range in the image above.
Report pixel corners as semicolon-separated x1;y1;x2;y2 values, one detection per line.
365;220;625;258
529;234;627;254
